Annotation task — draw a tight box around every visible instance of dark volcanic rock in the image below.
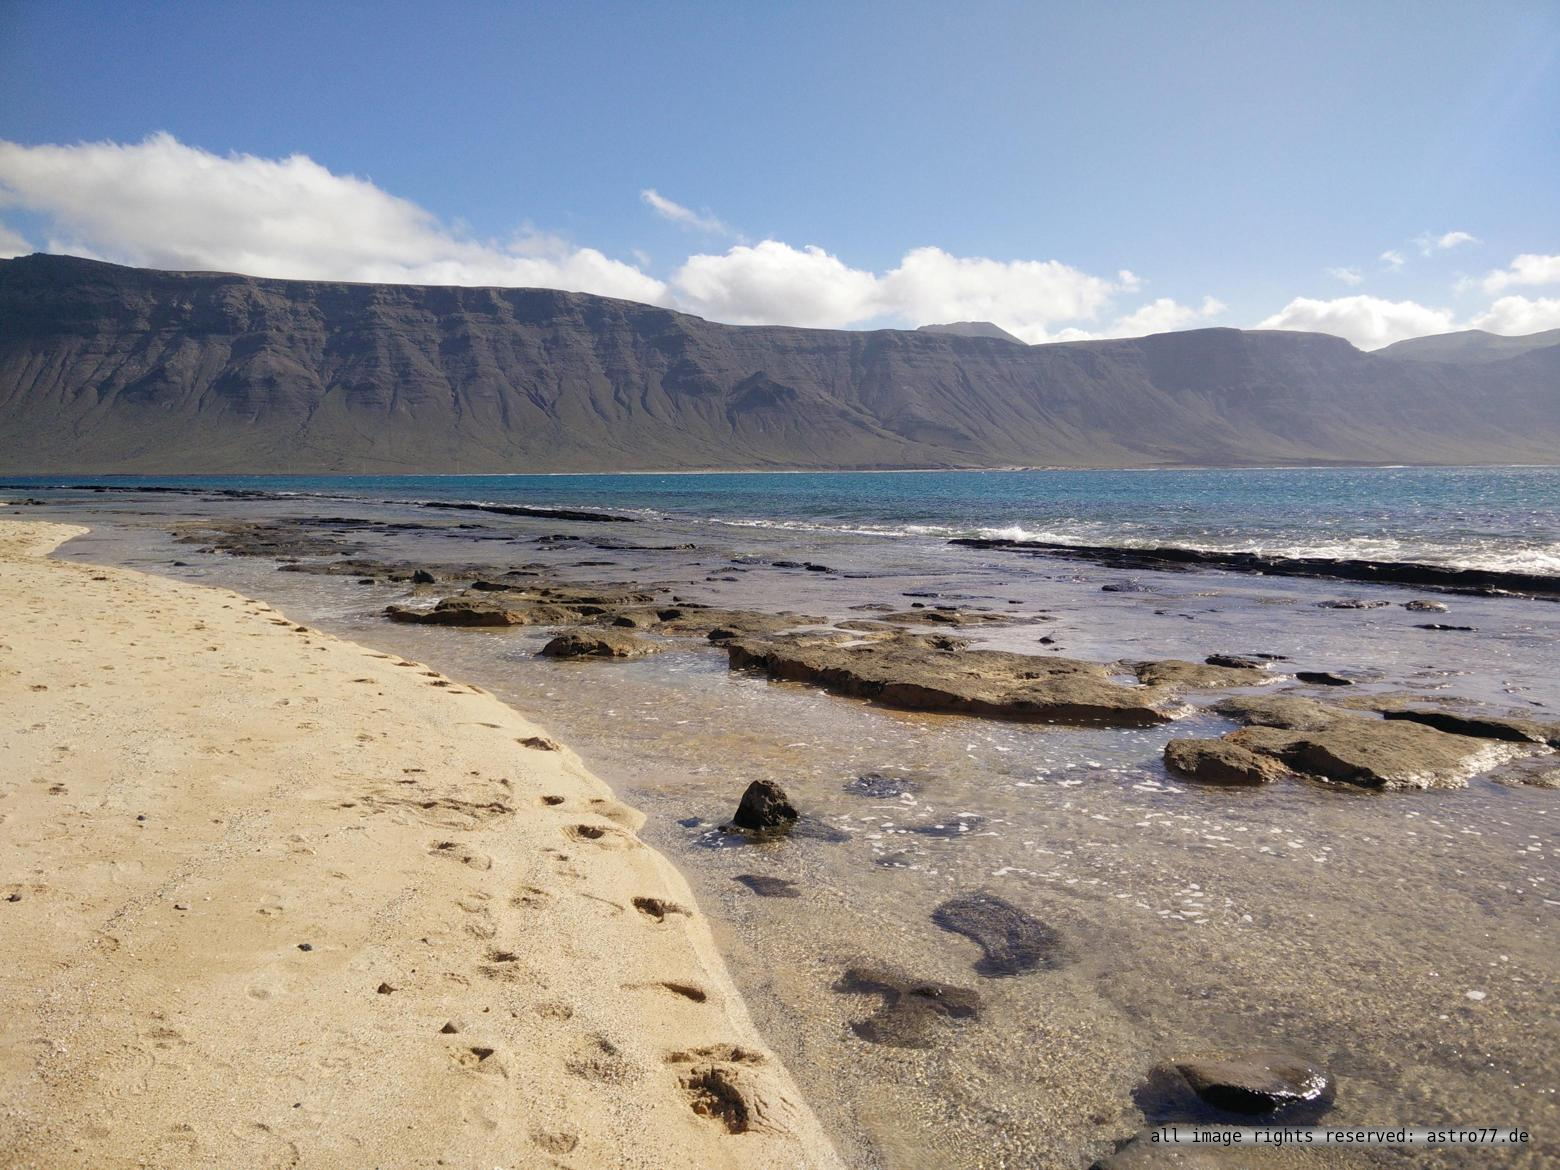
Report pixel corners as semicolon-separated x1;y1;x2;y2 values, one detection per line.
726;634;1178;727
834;966;981;1048
1404;599;1450;612
730;779;799;834
732;874;800;898
931;892;1067;977
1164;738;1289;785
1174;1052;1331;1114
1295;671;1353;686
949;534;1560;600
1316;598;1390;609
410;569;436;584
538;628;660;659
8;255;1560;477
1204;653;1271;669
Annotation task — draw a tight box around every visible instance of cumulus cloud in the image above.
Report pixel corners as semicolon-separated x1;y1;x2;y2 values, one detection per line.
1258;295;1457;349
639;188;736;237
1415;229;1479;255
0;133;668;303
1469;295;1560;335
671;241;879;327
1379;249;1406;271
1327;266;1364;286
1479;253;1560;293
1109;296;1226;336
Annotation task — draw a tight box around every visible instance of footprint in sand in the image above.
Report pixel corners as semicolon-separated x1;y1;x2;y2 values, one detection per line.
428;841;492;870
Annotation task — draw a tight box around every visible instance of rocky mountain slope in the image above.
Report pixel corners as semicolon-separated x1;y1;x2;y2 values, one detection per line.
1376;328;1560;365
2;254;1556;472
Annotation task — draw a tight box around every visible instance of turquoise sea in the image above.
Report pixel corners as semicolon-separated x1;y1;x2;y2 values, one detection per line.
10;465;1560;572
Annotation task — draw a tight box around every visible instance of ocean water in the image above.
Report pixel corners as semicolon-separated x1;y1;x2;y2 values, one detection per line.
12;473;1560;1168
11;464;1560;573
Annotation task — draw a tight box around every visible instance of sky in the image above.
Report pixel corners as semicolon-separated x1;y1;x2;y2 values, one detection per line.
0;0;1556;349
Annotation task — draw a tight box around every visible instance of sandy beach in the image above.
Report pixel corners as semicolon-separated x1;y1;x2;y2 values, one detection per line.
0;519;841;1169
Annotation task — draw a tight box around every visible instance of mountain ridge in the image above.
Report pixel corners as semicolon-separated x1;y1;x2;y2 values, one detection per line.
1;254;1556;473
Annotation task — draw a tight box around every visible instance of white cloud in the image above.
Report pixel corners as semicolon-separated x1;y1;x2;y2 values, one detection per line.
671;241;880;328
1469;295;1560;335
1258;295;1457;349
878;248;1123;342
1479;253;1560;293
1415;229;1479;255
1379;249;1406;271
0;133;668;303
0;220;31;258
1110;296;1226;336
639;188;735;237
1327;266;1364;286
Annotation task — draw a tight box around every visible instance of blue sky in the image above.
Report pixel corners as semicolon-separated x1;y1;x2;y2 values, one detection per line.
1;0;1556;347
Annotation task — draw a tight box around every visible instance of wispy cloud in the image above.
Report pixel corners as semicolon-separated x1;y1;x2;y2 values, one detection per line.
1415;229;1479;255
639;188;737;238
1327;266;1364;286
1379;249;1405;271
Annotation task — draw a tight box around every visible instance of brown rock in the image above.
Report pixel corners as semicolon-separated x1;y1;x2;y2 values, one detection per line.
1229;716;1522;790
1130;659;1270;689
1212;694;1341;731
1164;738;1289;785
1174;1051;1330;1114
538;629;660;659
730;779;799;833
726;635;1177;727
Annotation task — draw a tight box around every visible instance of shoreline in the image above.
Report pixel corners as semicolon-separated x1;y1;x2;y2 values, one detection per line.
0;519;841;1169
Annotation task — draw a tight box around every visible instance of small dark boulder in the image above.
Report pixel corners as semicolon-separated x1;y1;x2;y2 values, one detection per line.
1316;599;1389;609
1203;653;1267;669
730;779;799;833
931;891;1067;977
1296;671;1352;686
411;569;436;584
1404;599;1449;612
1174;1052;1330;1114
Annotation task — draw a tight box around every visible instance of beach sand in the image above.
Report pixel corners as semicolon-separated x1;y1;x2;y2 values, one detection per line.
0;520;841;1169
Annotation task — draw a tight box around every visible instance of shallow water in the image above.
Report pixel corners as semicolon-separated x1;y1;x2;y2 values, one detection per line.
17;482;1560;1169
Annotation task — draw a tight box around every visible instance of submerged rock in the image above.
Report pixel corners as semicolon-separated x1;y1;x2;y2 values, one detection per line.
1316;599;1390;609
732;874;801;898
538;628;660;659
1164;738;1289;785
726;634;1178;727
844;772;921;798
834;966;980;1048
1403;599;1450;612
931;891;1067;977
1173;1052;1330;1114
730;779;799;833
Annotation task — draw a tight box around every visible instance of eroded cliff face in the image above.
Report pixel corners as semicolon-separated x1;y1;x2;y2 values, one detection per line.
2;254;1556;473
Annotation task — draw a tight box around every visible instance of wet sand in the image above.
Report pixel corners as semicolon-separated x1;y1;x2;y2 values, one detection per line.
11;490;1560;1169
0;520;841;1169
